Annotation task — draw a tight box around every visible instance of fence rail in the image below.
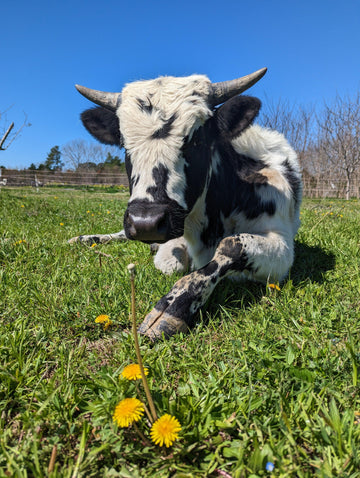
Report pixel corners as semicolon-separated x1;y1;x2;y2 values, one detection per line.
0;169;129;187
0;169;359;198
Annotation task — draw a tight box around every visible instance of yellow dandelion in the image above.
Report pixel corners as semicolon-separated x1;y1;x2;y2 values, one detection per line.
21;205;25;208
113;398;145;427
121;364;148;381
150;414;182;447
107;210;110;214
268;283;281;291
95;314;110;323
86;210;90;213
95;314;113;329
60;223;64;226
91;243;97;248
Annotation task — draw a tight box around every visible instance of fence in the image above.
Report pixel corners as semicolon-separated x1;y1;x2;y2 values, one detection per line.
0;169;129;188
302;178;360;199
1;169;360;199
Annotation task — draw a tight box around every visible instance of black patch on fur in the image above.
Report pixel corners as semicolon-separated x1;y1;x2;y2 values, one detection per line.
151;113;177;139
146;165;170;201
218;237;253;275
125;152;134;193
283;159;302;205
182;122;212;212
137;98;153;114
81;107;122;146
199;260;218;277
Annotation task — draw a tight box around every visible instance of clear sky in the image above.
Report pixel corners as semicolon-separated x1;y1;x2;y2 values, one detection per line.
1;0;359;169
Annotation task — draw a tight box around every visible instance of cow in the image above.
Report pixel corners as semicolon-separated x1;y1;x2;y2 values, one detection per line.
69;68;302;340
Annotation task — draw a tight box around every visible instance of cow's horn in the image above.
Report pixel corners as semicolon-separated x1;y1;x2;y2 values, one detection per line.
75;85;122;111
209;67;267;106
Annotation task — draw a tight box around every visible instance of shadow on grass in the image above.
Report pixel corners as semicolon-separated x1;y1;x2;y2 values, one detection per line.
291;240;335;285
205;240;335;317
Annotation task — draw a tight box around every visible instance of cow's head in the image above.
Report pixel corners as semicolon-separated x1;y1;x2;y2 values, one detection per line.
77;68;266;243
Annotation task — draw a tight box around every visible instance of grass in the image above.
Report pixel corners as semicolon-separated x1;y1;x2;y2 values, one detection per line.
0;187;359;477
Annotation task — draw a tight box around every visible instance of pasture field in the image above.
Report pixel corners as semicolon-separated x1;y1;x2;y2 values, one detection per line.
1;186;360;477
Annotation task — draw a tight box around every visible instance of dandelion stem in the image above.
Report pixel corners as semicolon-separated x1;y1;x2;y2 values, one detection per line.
48;444;57;473
135;383;153;423
127;264;158;423
133;422;151;446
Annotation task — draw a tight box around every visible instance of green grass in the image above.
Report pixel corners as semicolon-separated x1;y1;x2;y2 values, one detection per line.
1;187;359;477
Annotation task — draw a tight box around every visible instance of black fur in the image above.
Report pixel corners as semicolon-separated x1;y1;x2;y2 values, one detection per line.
137;98;154;114
151;113;177;139
215;96;261;139
81;107;122;146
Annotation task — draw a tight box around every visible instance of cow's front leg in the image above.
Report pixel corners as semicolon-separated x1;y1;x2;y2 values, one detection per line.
138;232;293;340
68;230;127;245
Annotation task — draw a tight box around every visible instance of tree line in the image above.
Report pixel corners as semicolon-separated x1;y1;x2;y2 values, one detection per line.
27;141;126;174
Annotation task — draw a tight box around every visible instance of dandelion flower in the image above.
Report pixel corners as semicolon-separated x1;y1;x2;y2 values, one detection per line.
21;205;25;208
268;283;280;291
113;398;145;427
60;223;64;226
91;243;97;248
150;414;181;447
121;364;148;381
95;314;113;330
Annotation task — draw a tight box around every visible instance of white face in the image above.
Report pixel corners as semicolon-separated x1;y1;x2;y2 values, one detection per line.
117;75;213;210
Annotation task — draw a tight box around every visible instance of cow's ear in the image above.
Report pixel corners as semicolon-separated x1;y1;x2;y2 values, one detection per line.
215;96;261;139
80;107;122;146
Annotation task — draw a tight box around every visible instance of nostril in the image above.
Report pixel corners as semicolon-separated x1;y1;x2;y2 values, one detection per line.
156;215;168;235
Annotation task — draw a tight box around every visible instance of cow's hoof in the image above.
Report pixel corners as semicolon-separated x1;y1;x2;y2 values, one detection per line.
138;308;188;340
68;236;80;244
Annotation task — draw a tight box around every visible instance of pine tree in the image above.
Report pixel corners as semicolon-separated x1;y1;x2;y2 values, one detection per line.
44;146;63;171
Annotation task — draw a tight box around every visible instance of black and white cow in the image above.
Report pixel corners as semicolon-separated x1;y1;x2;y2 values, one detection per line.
69;68;302;340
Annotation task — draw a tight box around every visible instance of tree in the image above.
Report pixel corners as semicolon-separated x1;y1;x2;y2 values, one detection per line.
43;146;64;171
317;92;360;199
0;107;31;151
62;139;123;171
260;96;314;167
100;152;126;172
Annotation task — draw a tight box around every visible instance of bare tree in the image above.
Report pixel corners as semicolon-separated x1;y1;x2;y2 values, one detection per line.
317;92;360;199
260;96;314;167
62;139;121;170
0;107;31;151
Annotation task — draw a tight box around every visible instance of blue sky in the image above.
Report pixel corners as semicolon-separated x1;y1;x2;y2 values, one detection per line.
1;0;359;169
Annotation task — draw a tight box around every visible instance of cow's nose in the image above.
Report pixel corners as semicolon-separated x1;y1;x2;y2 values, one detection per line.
126;210;169;242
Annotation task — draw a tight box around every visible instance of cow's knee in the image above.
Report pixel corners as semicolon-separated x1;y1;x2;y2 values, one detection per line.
215;233;293;282
153;237;190;274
